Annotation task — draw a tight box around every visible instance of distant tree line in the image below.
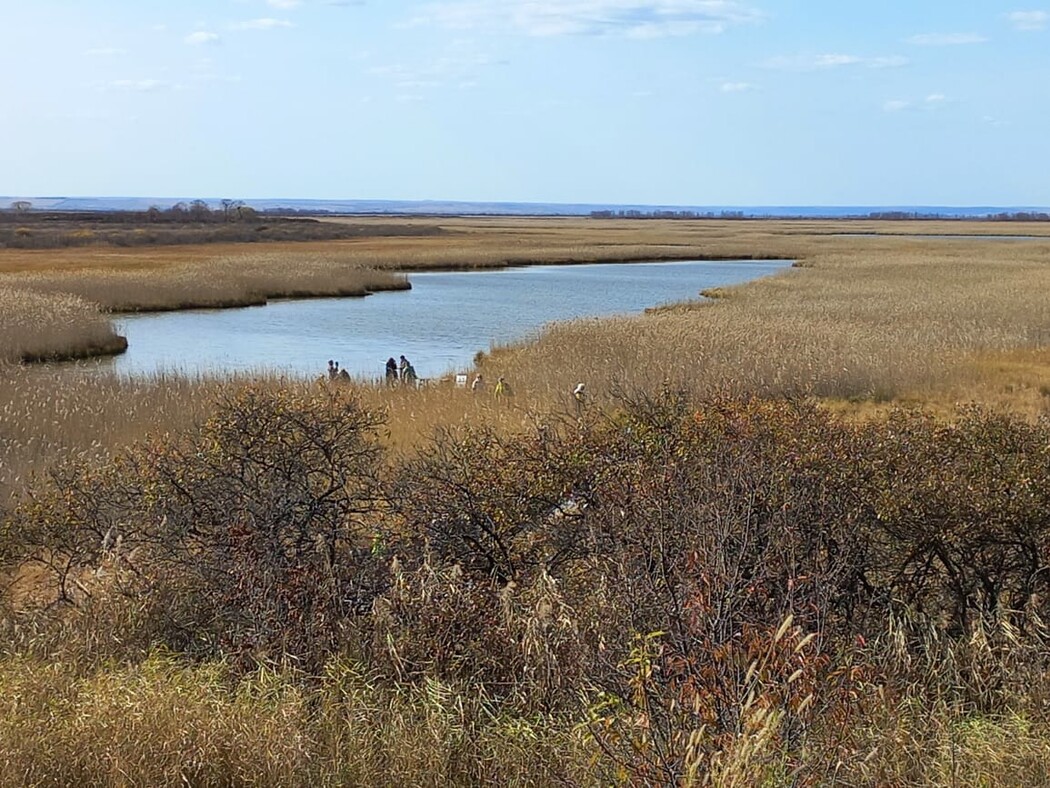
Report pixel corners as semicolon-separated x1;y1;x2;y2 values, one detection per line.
590;209;747;219
866;210;1050;221
592;208;1050;221
3;200;259;224
143;200;259;224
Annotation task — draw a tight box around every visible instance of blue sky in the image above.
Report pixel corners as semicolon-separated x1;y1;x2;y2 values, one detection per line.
2;1;1048;206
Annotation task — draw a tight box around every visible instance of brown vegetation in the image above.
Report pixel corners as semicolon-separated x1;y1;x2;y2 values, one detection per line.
479;234;1050;411
4;389;1050;784
0;208;443;249
0;287;126;364
7;252;409;313
3;219;1050;783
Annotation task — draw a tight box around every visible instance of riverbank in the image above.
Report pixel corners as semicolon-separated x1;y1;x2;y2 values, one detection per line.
4;218;1050;784
1;219;1048;494
2;216;1048;365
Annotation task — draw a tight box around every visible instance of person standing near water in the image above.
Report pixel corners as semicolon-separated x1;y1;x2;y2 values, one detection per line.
494;376;511;399
471;374;485;394
385;357;398;385
402;359;418;386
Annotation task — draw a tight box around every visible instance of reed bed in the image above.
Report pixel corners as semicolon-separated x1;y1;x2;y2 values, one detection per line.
7;252;408;313
0;369;232;500
480;237;1050;407
0;287;125;364
2;227;1049;499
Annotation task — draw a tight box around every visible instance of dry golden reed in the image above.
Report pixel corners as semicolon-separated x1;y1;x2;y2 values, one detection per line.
0;287;125;363
480;234;1050;409
2;220;1049;499
6;252;408;312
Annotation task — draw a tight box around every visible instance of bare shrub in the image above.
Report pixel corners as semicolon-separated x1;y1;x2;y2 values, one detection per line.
10;385;388;669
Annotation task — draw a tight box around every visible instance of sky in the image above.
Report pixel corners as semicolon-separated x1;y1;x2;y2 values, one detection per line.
1;1;1048;206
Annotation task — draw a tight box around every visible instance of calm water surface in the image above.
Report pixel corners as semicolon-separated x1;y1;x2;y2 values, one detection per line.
97;259;789;380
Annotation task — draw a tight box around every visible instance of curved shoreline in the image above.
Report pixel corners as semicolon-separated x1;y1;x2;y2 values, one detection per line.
108;277;413;314
104;254;790;315
19;334;129;364
10;255;792;366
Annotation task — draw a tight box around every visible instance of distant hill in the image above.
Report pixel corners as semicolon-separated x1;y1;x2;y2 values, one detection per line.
2;195;1047;219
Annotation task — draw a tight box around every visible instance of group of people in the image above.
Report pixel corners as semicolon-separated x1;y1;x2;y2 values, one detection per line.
327;356;419;385
385;355;418;386
327;357;584;411
326;359;351;382
469;373;512;399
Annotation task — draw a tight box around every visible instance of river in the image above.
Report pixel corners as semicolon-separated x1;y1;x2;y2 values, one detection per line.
94;259;789;380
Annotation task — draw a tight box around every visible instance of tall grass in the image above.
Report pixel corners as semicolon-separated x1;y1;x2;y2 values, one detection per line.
0;287;125;363
8;252;409;312
481;237;1050;408
2;229;1049;497
0;655;592;787
0;369;230;499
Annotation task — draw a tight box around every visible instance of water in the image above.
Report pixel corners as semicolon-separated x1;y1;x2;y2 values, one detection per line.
95;259;789;380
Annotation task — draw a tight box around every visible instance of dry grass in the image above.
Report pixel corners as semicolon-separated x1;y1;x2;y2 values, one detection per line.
6;252;409;312
0;369;231;500
0;287;126;363
0;655;591;787
2;219;1049;499
3;653;1049;787
841;703;1050;786
476;235;1050;412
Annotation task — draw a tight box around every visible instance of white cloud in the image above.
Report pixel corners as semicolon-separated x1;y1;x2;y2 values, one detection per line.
235;18;295;30
267;0;302;8
765;53;908;71
883;94;950;113
906;32;987;45
867;55;909;68
720;81;755;92
1007;10;1048;30
185;31;221;45
110;79;170;92
412;0;762;38
368;49;499;91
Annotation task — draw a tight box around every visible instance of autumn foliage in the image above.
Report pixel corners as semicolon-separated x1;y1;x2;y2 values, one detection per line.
4;387;1050;783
